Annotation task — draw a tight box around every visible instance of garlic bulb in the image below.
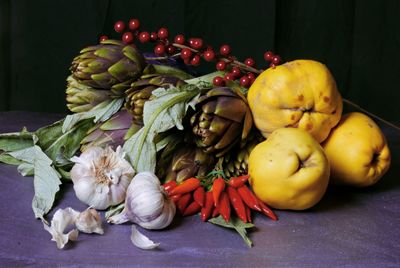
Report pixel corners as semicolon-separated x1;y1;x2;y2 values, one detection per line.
70;146;135;210
108;172;176;230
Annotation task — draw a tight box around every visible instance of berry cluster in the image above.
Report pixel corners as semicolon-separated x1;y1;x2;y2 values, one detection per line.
100;18;282;88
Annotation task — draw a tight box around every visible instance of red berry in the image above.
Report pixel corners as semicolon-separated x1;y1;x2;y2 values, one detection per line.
181;48;193;59
213;76;225;86
269;63;276;68
244;58;255;67
247;72;255;81
154;44;165;55
220;45;231;56
183;58;191;65
99;35;108;42
122;32;134;43
203;50;215;61
174;34;185;44
224;73;235;81
190;38;203;50
158;27;169;39
138;32;150;43
166;45;176;54
231;67;241;77
272;55;281;65
216;60;227;71
264;51;274;61
190;55;201;66
150;32;158;42
239;76;250;87
128;19;140;31
114;20;125;33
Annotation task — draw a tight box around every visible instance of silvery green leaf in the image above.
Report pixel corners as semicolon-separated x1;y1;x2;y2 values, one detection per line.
105;203;125;220
0;130;33;152
10;145;62;219
124;85;201;172
43;119;94;164
62;98;123;133
209;215;254;248
17;162;34;176
184;71;224;85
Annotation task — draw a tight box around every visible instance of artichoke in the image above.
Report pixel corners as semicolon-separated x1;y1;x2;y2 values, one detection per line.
158;143;215;183
217;135;262;178
125;73;186;125
70;39;145;95
66;75;112;113
80;109;134;151
190;87;253;157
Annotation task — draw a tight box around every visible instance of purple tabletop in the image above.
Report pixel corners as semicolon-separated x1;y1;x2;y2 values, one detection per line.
0;111;399;267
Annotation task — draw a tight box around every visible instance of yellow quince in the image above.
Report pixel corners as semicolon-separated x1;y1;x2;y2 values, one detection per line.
247;59;343;143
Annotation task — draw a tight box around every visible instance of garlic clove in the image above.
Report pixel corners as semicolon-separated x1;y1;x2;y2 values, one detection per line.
43;208;80;249
130;225;160;250
75;208;104;234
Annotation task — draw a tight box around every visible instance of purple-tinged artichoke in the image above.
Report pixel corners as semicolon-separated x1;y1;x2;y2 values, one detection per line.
190;87;253;157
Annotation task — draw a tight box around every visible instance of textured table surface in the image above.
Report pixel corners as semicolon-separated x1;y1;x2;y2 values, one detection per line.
0;111;399;267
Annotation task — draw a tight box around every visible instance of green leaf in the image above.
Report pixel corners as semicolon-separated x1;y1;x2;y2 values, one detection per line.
17;162;34;176
209;215;254;248
0;130;34;152
123;84;201;172
62;98;123;133
10;145;62;219
185;71;225;85
43;119;94;166
35;120;64;150
0;153;25;165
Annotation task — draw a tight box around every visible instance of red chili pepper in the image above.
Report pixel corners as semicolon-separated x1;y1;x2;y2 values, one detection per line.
183;201;202;216
177;193;192;214
212;206;220;218
201;191;214;222
218;191;231;222
162;180;177;195
170;177;200;195
212;177;225;207
193;186;205;207
227;186;247;222
257;197;278;221
170;194;181;203
237;185;262;212
245;205;252;223
228;174;250;188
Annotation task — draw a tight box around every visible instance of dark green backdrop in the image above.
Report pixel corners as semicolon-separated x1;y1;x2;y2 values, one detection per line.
1;0;399;124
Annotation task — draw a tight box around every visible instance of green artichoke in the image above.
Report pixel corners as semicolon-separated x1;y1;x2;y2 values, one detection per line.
66;75;112;113
80;109;134;151
158;143;215;183
70;39;145;95
125;73;186;125
217;135;262;178
190;87;253;157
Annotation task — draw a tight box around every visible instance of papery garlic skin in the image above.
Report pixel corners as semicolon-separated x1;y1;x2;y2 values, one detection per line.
71;146;135;210
108;172;176;230
75;208;104;234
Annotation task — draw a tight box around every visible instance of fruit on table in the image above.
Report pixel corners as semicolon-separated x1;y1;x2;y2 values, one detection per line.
322;112;391;187
247;59;343;143
248;128;330;210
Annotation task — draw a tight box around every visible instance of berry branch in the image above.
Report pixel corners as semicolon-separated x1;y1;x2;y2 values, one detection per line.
100;18;281;88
